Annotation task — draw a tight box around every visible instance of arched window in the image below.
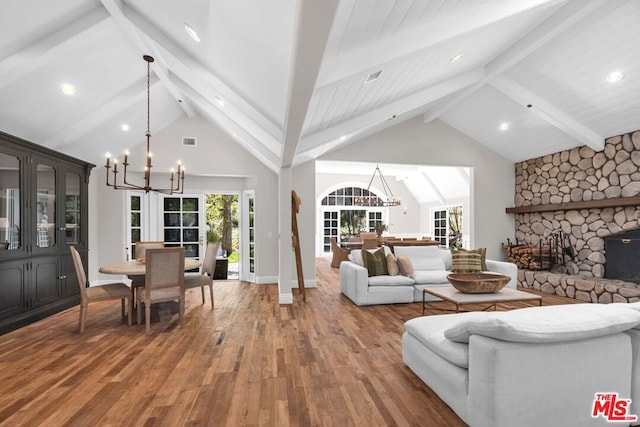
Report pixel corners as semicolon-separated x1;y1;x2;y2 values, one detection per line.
320;186;383;206
318;186;386;254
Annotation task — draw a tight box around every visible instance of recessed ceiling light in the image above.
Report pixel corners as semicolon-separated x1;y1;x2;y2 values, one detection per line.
606;71;624;83
499;122;509;131
215;96;224;107
184;23;201;42
121;124;130;132
450;53;464;63
61;83;77;95
364;70;382;84
340;135;347;141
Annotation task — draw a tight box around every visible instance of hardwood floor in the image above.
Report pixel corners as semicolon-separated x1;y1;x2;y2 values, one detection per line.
0;259;580;426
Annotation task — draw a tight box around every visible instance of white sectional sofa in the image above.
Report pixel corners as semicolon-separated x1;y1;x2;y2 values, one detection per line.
339;245;517;306
403;302;640;427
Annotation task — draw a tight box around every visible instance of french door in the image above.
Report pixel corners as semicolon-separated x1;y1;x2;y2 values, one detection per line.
160;195;205;259
126;192;205;260
242;191;255;282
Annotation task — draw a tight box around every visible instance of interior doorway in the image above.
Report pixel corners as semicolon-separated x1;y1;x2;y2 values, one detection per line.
205;193;239;280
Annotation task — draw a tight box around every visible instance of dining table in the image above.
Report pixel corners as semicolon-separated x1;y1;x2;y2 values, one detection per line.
99;257;202;322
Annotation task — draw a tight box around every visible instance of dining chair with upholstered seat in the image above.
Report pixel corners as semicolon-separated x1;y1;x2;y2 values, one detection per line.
184;242;218;308
137;247;185;334
70;245;132;334
134;240;165;261
330;237;350;268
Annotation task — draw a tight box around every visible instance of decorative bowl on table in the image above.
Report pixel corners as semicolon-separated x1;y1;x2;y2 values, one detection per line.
135;257;146;264
447;273;510;294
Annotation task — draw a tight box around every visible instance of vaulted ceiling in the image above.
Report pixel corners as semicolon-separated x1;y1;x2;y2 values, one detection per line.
1;0;639;174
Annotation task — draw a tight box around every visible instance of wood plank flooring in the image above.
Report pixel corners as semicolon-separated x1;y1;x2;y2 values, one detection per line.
0;259;580;426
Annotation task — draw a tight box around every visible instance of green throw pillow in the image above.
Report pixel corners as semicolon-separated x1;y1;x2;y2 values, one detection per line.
362;248;389;277
459;247;487;270
450;250;482;273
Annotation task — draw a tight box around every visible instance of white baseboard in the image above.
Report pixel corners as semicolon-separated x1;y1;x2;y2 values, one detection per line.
279;292;293;304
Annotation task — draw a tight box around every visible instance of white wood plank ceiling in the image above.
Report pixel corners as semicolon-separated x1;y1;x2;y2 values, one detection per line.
0;0;638;173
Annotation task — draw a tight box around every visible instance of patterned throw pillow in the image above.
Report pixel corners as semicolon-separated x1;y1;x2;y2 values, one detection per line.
362;248;389;277
450;250;482;273
459;247;487;270
396;254;414;277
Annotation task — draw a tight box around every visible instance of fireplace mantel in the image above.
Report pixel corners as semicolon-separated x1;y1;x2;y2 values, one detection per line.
505;196;640;214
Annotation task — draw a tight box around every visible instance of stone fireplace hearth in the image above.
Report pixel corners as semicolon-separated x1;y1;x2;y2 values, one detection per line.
511;129;640;303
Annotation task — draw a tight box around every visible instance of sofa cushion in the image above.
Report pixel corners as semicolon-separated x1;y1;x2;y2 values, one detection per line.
405;312;488;368
613;302;640;328
450;250;482;273
412;270;450;284
362;248;388;277
368;275;415;286
386;253;399;276
444;303;640;344
394;246;445;271
397;255;414;277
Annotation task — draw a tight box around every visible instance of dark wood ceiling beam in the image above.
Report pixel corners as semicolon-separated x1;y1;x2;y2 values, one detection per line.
506;196;640;213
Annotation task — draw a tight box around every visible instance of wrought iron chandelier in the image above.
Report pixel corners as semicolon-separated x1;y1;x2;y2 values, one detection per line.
354;164;401;207
105;55;184;194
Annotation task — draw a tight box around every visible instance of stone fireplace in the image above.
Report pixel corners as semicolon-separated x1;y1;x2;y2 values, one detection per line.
510;129;640;303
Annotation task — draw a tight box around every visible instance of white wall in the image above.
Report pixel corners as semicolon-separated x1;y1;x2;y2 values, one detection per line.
315;117;514;260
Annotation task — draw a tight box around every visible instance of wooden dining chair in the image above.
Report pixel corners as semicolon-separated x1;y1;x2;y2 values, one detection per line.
184;242;219;308
362;238;379;250
359;232;377;240
330;237;350;268
134;240;165;261
137;247;185;334
70;245;132;334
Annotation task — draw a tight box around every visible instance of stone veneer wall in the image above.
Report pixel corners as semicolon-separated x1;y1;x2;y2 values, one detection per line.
514;129;640;302
514;129;640;278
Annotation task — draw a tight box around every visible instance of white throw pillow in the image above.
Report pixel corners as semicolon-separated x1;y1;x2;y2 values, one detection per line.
444;303;640;343
393;246;445;271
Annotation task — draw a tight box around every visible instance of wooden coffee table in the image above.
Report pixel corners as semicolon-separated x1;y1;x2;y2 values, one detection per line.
422;285;542;315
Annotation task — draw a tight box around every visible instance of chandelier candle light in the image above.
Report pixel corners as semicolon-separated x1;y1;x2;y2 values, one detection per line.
105;55;185;194
354;164;401;207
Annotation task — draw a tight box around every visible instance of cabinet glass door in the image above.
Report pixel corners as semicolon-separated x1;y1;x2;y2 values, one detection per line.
64;172;81;244
0;152;21;251
35;163;56;248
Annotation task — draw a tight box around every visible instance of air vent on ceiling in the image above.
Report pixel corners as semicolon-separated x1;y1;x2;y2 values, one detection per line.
364;70;382;84
182;136;197;147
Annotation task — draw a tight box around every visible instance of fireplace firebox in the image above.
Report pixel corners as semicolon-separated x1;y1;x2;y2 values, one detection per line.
604;229;640;283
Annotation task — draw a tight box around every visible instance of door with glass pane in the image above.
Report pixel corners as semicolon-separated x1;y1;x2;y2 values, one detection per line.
162;195;204;259
242;191;255;282
128;193;146;260
322;210;339;253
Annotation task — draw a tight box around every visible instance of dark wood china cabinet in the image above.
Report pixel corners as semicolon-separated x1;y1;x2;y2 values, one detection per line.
0;131;93;334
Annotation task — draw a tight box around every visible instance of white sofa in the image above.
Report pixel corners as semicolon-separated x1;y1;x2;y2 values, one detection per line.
339;245;517;306
403;303;640;427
